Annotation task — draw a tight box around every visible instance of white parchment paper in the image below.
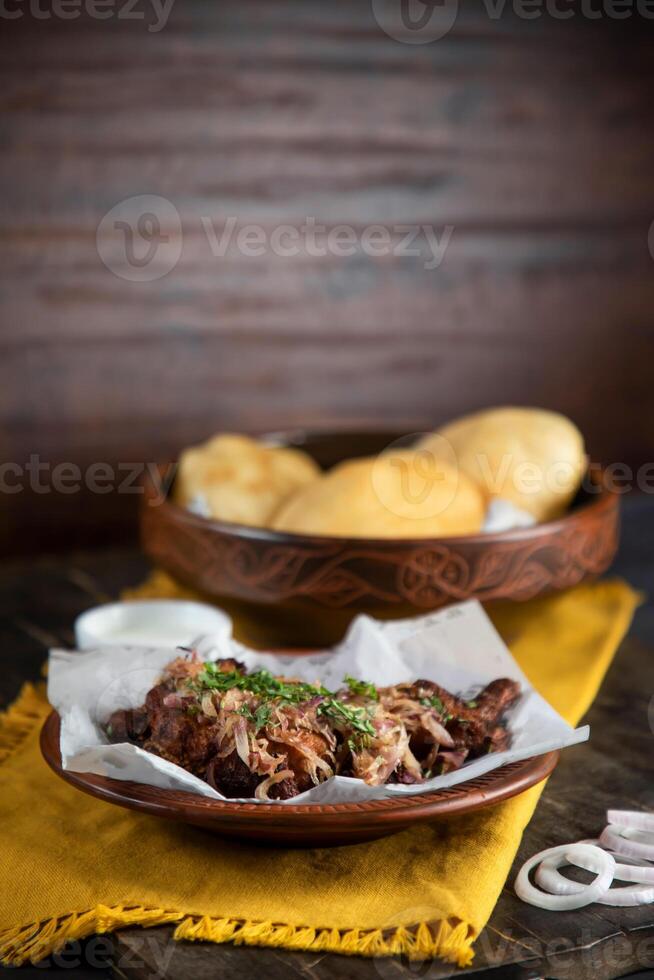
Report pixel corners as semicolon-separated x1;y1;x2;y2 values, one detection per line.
47;600;588;805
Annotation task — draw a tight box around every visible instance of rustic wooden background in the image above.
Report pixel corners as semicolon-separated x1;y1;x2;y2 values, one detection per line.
1;1;654;555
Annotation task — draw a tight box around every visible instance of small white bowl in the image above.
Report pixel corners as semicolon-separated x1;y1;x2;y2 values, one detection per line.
74;599;232;651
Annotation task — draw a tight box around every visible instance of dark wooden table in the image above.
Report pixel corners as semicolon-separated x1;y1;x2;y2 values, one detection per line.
2;494;654;980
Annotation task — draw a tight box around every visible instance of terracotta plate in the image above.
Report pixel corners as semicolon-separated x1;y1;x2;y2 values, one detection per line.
41;712;558;847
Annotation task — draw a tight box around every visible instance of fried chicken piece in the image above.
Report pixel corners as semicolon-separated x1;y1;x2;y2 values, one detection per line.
477;678;522;720
444;678;520;756
485;725;512;754
204;719;332;799
206;750;304;800
393;677;520;759
267;730;333;793
105;705;150;743
107;681;218;776
140;682;222;775
206;750;260;797
106;656;247;771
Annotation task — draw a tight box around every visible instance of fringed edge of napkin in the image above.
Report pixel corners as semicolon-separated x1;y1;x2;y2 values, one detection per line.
1;683;475;969
1;911;474;968
174;915;474;965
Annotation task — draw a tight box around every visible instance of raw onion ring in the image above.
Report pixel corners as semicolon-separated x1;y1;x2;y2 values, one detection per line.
618;828;654;846
536;863;654;906
600;825;654;862
562;838;654;882
536;848;654;904
607;810;654;834
515;843;615;911
595;884;654;907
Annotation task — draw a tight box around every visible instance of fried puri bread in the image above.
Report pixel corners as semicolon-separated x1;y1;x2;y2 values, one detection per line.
175;433;320;527
271;450;485;538
419;407;586;522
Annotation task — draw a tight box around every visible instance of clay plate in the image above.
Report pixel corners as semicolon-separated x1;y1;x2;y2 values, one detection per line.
140;429;620;648
41;712;559;847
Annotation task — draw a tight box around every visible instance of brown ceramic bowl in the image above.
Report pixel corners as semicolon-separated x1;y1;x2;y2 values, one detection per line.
140;429;620;648
40;711;559;847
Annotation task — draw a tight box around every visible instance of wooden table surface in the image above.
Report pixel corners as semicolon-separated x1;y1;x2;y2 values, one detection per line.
2;494;654;980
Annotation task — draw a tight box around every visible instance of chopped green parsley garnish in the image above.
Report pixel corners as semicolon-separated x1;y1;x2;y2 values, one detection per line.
193;665;328;704
420;694;452;723
318;697;376;739
236;703;273;730
347;733;373;753
343;675;379;701
193;665;377;741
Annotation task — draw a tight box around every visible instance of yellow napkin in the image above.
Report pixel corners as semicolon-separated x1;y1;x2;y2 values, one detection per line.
0;580;639;969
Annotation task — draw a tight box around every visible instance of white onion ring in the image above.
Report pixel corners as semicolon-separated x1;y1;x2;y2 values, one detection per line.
600;825;654;862
619;828;654;846
555;839;654;883
608;810;654;834
515;843;615;910
596;884;654;907
597;833;654;866
536;849;654;905
536;863;654;907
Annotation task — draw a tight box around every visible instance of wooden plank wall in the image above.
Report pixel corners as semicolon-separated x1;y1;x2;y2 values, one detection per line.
1;1;654;553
